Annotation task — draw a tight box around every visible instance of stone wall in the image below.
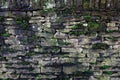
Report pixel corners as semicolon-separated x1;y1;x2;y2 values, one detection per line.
0;0;120;80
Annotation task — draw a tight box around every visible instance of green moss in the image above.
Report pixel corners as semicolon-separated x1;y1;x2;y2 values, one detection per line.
2;33;11;37
71;23;83;29
21;61;30;65
108;36;117;42
16;16;30;29
68;21;103;36
0;56;5;60
84;15;91;21
87;22;102;32
92;43;110;50
68;23;87;36
84;70;94;75
68;31;74;35
7;48;16;53
68;30;85;36
26;52;35;56
71;25;79;29
100;65;111;69
40;8;55;15
103;71;113;75
68;30;86;36
105;30;120;33
74;70;93;76
74;71;82;76
0;16;4;22
60;41;71;46
36;75;41;80
3;0;7;5
84;1;90;9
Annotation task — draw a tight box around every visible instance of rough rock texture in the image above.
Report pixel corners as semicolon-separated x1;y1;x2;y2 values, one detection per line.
0;0;120;80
